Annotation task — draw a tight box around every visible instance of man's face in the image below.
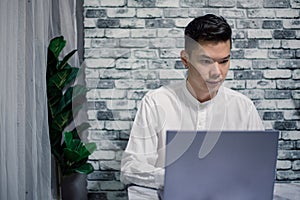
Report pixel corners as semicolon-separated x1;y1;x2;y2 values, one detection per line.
181;40;231;96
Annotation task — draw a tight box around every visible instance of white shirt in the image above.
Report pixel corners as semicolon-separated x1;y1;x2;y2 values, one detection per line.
121;80;264;199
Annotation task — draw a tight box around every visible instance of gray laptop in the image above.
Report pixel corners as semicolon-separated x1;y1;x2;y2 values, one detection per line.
163;130;279;200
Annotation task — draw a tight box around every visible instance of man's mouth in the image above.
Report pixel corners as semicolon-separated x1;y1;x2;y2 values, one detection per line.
206;80;222;86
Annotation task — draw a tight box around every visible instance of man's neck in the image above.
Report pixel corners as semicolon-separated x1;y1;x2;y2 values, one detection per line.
186;79;217;103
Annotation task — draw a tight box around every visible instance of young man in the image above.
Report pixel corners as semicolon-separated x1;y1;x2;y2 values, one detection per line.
121;14;264;199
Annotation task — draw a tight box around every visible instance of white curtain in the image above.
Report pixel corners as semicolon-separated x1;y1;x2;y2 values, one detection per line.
0;0;79;199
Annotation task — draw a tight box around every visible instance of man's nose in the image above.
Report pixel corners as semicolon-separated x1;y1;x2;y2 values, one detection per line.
210;62;221;78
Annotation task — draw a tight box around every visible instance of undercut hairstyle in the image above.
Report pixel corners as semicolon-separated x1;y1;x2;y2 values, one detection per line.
184;14;232;53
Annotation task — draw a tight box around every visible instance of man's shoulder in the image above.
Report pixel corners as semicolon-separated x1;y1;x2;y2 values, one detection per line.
145;81;184;99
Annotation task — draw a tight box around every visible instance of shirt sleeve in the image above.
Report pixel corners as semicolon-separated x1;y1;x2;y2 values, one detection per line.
120;95;164;189
247;102;265;130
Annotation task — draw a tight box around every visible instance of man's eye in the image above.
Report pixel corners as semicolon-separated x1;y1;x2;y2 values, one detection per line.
199;60;214;65
219;59;229;64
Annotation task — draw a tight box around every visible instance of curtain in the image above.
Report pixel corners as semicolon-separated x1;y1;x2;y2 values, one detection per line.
0;0;79;199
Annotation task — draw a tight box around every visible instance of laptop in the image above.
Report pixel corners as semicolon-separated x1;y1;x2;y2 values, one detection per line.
162;130;279;200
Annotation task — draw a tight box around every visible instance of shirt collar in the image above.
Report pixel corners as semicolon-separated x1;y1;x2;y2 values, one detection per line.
183;79;224;108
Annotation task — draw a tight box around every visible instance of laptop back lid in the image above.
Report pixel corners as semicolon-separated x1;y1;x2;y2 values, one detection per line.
163;130;279;200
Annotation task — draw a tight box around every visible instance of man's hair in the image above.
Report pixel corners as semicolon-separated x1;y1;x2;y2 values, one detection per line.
184;14;232;52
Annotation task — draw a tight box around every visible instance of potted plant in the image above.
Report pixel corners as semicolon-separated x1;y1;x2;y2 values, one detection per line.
46;36;96;200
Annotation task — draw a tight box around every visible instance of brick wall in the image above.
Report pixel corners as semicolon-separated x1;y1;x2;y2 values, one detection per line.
83;0;300;199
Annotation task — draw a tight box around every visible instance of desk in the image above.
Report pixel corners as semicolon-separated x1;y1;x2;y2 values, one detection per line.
274;183;300;200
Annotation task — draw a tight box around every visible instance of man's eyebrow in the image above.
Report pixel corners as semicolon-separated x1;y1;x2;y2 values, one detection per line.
199;55;231;60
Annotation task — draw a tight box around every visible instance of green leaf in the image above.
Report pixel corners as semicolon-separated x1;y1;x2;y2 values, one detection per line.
51;109;73;132
53;85;87;117
57;49;77;70
48;68;79;90
74;163;94;174
64;148;81;162
48;36;66;58
64;132;73;148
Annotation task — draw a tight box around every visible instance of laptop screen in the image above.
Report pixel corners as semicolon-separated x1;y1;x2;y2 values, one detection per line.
163;130;279;200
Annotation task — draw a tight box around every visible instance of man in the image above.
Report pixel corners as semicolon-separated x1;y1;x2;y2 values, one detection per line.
121;14;264;199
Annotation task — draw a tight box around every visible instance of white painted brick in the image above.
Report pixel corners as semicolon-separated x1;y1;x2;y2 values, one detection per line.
131;29;157;38
225;70;234;80
99;69;131;79
85;39;92;48
115;151;123;161
87;181;100;191
160;48;181;58
164;8;189;17
221;9;246;18
223;80;246;89
283;19;300;29
293;69;300;80
188;8;220;17
174;18;193;27
230;59;252;69
100;181;125;190
262;121;273;129
87;160;100;170
107;8;136;18
105;121;131;130
120;19;145;28
115;80;145;89
84;0;100;7
100;0;125;6
282;40;300;49
156;0;179;7
292;91;300;99
247;80;276;89
258;40;281;49
159;69;186;79
134;49;159;59
277;99;300;109
137;8;163;18
149;38;177;48
91;38;119;48
284;110;300;120
90;150;115;160
85;29;105;38
105;29;130;38
276;9;300;18
88;130;119;140
100;160;121;170
88;110;98;120
131;71;158;80
293;160;300;170
84;19;96;28
253;100;277;109
277;160;292;169
116;59;147;70
85;68;100;78
120;38;148;48
157;28;184;38
86;89;127;99
89;120;105;130
282;131;300;140
236;0;263;8
247;9;276;18
263;70;292;79
291;0;300;8
244;49;269;59
247;30;272;39
107;100;136;110
85;58;116;68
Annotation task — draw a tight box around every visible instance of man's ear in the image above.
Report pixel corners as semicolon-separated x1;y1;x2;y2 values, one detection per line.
180;50;189;68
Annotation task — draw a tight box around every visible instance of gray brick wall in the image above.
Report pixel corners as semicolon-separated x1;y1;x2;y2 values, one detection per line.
83;0;300;199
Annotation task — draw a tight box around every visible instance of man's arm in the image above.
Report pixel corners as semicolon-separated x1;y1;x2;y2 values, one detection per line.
120;95;164;189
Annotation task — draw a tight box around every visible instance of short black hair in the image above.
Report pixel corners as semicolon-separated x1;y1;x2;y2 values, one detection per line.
184;14;232;52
